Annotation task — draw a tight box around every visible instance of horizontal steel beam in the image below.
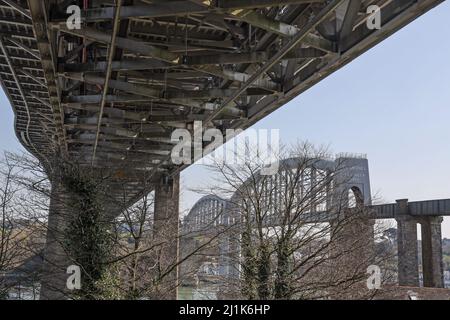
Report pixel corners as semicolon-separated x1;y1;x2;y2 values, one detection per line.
2;0;31;19
6;37;40;59
63;94;150;105
65;123;139;138
216;0;325;9
184;48;326;65
56;26;275;87
61;2;207;21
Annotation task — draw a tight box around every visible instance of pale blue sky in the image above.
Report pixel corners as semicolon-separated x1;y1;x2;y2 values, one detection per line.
1;2;449;236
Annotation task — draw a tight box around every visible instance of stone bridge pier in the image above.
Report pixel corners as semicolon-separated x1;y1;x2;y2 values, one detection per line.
395;199;444;288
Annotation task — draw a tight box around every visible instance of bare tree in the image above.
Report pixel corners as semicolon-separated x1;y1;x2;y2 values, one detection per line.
114;192;156;299
195;142;395;300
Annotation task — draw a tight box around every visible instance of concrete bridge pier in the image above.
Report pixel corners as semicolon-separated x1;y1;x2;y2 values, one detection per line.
153;173;180;300
420;216;444;288
395;199;420;287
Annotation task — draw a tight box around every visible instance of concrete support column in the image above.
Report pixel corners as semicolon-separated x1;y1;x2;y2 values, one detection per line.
217;208;241;299
395;199;419;287
153;173;180;300
420;216;444;288
40;178;72;300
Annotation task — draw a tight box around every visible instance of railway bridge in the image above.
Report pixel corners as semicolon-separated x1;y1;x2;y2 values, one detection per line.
0;0;445;299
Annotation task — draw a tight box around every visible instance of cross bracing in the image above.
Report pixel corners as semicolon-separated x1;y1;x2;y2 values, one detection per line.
0;0;443;206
